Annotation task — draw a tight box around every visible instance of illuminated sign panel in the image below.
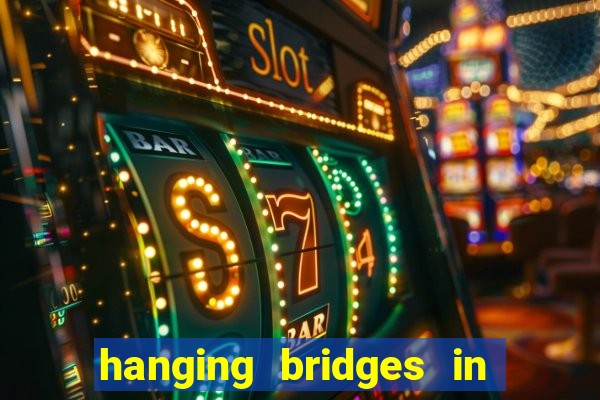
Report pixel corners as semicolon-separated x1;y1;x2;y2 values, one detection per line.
81;0;219;85
211;0;338;115
406;64;442;94
438;100;475;127
92;0;200;46
485;95;513;122
452;1;480;26
356;83;394;136
80;0;395;141
450;55;499;86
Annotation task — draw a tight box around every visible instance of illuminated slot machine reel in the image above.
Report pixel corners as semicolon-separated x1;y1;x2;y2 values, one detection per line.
224;137;347;347
99;120;276;399
310;150;405;337
436;100;476;128
100;122;268;331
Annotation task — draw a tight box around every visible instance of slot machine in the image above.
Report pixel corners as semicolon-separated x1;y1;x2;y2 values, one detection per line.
433;0;523;252
0;0;488;398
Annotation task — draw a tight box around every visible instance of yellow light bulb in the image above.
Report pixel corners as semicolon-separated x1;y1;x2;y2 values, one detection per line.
145;246;156;258
137;222;150;235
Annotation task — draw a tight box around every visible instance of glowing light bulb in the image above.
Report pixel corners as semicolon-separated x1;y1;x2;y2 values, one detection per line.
119;170;130;182
158;324;169;336
145;246;156;258
191;258;203;269
155;297;167;310
137;222;150;235
180;209;191;220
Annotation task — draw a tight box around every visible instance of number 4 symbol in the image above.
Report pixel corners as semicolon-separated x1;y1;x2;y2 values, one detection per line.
356;229;375;278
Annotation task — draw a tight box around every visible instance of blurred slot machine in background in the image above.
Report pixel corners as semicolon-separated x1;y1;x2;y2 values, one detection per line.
434;0;524;251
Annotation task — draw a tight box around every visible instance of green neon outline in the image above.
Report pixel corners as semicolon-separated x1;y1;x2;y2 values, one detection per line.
248;159;293;167
221;134;284;340
307;147;355;337
49;300;83;315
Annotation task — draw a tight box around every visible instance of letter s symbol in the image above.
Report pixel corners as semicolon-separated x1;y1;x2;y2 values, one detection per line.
248;22;271;76
169;174;242;313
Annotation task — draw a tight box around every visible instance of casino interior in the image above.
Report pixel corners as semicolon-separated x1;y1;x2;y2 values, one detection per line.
1;0;600;399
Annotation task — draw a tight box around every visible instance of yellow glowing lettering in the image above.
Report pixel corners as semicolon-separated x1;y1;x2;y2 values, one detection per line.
264;18;283;81
363;98;385;116
248;22;271;76
298;47;314;93
280;45;300;88
248;18;314;93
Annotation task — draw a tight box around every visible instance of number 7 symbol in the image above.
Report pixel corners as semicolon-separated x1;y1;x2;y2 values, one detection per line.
266;192;319;296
